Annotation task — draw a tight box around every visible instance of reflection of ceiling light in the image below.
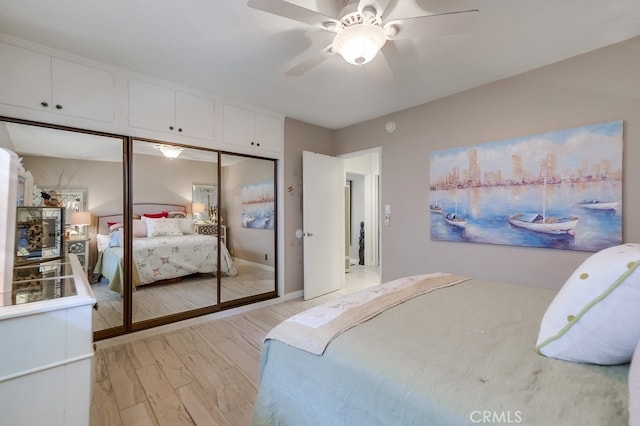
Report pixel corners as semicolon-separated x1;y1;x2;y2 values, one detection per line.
332;23;387;66
155;144;183;159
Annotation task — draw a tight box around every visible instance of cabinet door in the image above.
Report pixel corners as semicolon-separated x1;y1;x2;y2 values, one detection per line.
223;104;254;147
175;91;215;139
0;42;51;111
129;79;175;132
255;112;282;153
52;58;115;123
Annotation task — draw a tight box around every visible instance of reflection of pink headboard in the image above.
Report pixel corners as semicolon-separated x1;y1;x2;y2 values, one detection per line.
97;203;186;234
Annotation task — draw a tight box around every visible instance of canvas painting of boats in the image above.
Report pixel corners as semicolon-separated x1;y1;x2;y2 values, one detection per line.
429;120;623;252
241;180;275;229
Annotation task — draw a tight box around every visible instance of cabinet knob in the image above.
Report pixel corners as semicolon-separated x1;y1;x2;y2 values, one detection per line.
55;104;63;110
178;128;183;132
251;141;255;146
169;125;174;130
40;101;49;108
257;142;260;147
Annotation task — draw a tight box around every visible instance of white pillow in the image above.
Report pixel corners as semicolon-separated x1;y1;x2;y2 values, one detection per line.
132;219;147;238
178;218;194;234
536;244;640;365
145;218;183;237
96;233;110;252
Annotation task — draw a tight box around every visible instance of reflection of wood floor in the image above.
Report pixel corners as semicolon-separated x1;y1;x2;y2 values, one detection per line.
92;259;275;331
90;265;379;426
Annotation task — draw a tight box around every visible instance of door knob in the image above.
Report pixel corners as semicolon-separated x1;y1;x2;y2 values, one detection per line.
296;229;314;238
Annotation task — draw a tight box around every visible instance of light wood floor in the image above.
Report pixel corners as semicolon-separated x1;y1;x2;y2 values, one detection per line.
92;259;275;331
90;265;380;426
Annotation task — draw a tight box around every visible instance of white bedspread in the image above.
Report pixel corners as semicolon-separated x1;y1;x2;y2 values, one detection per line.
95;234;236;293
133;234;235;284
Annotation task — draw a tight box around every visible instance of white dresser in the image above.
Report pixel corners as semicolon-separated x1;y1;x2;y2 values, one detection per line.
0;254;96;426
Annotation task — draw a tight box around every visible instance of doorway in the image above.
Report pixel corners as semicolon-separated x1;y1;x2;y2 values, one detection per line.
342;148;381;291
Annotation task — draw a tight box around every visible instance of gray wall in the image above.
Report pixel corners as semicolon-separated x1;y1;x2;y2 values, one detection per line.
331;36;640;290
282;118;335;294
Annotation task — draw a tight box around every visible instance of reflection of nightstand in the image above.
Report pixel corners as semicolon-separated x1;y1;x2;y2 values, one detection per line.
66;238;89;273
195;223;226;245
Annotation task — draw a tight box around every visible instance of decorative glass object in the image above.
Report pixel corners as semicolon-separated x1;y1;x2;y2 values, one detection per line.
15;206;65;265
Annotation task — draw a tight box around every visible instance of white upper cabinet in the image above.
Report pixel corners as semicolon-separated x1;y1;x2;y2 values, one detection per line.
0;43;51;110
0;42;115;123
223;104;282;153
128;78;215;140
51;58;115;122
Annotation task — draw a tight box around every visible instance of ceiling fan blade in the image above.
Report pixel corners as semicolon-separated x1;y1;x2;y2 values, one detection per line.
247;0;339;30
384;9;479;40
285;46;333;76
365;48;394;81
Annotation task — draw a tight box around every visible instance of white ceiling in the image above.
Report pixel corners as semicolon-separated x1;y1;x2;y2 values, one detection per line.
0;0;639;130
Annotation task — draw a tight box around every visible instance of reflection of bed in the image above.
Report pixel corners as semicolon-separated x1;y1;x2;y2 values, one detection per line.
253;273;630;425
93;204;236;294
95;234;236;293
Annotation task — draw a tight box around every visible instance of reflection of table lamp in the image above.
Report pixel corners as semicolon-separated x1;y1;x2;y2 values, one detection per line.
70;211;91;238
192;203;206;222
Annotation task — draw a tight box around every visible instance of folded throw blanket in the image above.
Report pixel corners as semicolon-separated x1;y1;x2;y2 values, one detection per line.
265;272;470;355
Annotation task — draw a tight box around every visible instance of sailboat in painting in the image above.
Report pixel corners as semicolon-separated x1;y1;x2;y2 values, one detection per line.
508;167;579;235
577;200;618;211
430;197;443;214
508;212;578;235
444;212;467;228
443;187;467;229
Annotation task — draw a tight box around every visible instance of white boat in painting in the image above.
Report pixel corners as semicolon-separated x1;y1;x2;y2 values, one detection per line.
443;188;466;228
509;167;579;235
444;212;467;229
578;200;618;210
430;204;443;214
508;212;579;235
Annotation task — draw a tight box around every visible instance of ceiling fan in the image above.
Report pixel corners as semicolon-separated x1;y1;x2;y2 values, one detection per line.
247;0;479;77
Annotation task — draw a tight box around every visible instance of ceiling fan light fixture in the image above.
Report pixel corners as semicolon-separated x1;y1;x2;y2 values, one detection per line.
333;23;386;66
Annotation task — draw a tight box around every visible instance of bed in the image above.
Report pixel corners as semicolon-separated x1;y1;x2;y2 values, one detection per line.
93;203;236;294
253;244;640;425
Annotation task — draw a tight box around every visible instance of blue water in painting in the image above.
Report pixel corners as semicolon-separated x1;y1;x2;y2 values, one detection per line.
430;181;622;252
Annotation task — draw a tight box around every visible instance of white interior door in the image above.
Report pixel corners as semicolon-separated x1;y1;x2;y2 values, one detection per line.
303;151;344;300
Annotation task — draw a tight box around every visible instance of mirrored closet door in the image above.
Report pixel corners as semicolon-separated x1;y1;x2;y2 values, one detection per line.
1;119;126;336
130;139;221;327
219;153;277;304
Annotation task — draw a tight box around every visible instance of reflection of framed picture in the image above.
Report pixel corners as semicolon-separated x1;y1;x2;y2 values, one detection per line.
15;207;65;264
192;183;217;221
13;259;68;304
40;189;87;224
14;260;64;282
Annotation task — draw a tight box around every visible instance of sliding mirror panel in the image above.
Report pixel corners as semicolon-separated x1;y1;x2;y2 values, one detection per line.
1;119;125;334
131;139;220;326
220;153;277;304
